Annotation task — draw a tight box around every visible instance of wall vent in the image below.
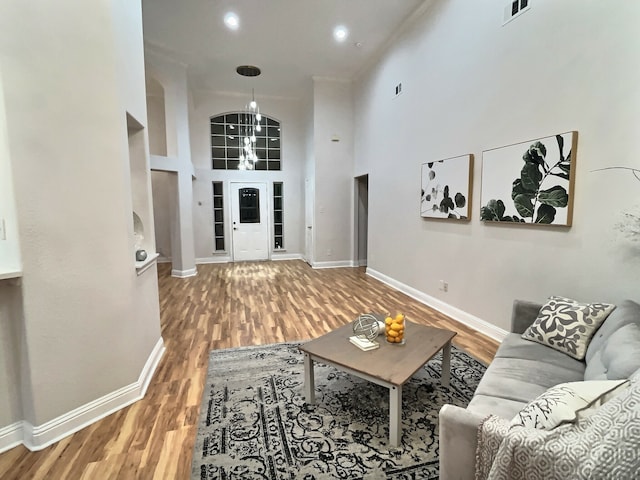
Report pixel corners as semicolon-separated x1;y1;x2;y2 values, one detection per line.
503;0;530;25
393;82;402;98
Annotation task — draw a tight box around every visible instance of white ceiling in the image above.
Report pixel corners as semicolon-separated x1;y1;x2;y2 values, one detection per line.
142;0;431;99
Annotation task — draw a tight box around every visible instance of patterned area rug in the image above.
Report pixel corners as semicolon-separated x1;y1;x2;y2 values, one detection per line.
191;342;486;479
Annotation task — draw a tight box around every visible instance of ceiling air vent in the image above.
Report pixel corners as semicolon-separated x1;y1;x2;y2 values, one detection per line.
503;0;530;25
393;82;402;99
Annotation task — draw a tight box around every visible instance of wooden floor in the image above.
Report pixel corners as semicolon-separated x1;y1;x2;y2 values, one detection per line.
0;260;498;479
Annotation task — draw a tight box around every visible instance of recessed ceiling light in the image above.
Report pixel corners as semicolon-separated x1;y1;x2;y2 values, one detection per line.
333;25;348;42
224;12;239;30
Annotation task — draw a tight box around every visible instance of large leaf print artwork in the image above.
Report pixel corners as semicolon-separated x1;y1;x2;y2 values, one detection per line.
480;132;577;226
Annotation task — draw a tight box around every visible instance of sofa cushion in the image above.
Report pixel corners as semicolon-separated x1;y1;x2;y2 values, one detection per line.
495;334;585;374
474;357;584;404
467;394;526;420
584;323;640;380
585;299;640;364
522;296;616;360
509;380;628;430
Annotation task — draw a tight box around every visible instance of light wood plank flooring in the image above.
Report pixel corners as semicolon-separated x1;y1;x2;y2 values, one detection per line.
0;260;498;479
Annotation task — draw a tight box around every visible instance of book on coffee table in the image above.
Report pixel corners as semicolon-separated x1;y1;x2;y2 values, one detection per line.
349;335;380;351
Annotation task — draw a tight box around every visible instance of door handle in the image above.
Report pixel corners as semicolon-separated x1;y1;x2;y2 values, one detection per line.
307;226;312;229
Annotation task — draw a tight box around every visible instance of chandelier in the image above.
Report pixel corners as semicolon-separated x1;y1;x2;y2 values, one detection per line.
238;89;261;170
236;65;262;170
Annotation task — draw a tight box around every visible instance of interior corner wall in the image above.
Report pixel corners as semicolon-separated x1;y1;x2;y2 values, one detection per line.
188;91;306;260
312;79;355;264
0;0;161;443
354;0;640;331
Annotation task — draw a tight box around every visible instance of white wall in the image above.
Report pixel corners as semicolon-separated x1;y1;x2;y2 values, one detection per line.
0;284;22;436
0;70;21;277
0;0;162;450
146;81;168;156
302;81;316;263
0;69;22;434
189;91;306;261
150;171;175;259
312;79;355;265
145;51;196;276
354;0;640;332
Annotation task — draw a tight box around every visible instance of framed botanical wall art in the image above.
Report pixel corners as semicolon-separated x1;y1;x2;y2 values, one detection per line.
480;131;577;226
421;154;473;220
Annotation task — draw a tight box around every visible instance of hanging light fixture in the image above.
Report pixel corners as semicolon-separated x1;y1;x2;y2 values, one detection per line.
236;65;262;170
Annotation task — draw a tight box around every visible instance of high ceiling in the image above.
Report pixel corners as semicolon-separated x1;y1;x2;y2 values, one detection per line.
142;0;430;99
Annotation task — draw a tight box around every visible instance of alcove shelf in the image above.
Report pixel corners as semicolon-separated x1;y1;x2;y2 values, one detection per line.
135;252;159;276
0;270;22;281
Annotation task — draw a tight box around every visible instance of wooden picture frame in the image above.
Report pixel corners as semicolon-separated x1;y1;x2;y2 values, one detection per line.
421;154;473;221
480;131;577;226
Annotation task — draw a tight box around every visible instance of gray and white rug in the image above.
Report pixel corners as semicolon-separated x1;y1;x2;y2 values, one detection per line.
191;342;486;479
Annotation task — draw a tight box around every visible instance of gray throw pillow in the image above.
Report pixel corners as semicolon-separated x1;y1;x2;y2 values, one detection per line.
522;296;616;360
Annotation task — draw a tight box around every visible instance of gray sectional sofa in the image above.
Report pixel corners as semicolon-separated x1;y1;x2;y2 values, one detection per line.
439;298;640;480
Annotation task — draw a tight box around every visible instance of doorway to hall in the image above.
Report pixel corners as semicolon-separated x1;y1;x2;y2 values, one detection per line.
354;174;369;266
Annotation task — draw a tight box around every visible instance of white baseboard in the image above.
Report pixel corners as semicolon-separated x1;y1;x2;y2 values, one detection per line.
271;253;304;261
366;268;508;343
171;267;197;278
312;260;356;269
0;422;23;453
197;254;304;264
1;337;165;454
196;256;231;264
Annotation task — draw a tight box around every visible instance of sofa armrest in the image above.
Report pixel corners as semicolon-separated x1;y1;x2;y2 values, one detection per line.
510;299;543;334
439;404;486;480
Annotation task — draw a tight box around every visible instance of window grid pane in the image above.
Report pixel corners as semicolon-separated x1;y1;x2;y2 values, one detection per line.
239;188;260;223
211;113;281;170
273;182;284;250
212;181;225;252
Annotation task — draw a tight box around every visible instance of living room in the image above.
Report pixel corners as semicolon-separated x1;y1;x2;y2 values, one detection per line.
0;0;638;478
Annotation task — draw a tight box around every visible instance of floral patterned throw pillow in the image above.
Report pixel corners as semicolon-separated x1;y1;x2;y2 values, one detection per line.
522;296;616;360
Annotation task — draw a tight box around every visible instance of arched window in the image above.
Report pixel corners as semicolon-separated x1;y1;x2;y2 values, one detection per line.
210;112;281;170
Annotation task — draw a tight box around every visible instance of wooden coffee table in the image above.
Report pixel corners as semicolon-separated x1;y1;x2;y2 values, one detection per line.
299;319;456;447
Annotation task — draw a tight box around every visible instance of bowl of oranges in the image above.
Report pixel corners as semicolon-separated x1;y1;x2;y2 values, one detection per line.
385;313;406;345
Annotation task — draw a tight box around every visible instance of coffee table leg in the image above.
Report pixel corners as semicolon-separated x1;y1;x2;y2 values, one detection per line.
442;341;452;387
389;385;402;447
303;353;315;404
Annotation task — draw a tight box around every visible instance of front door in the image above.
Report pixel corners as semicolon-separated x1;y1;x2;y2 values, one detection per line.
231;182;269;261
